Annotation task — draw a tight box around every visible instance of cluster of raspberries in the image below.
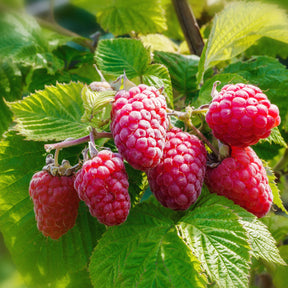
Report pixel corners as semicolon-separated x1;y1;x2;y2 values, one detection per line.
29;83;280;239
205;83;280;217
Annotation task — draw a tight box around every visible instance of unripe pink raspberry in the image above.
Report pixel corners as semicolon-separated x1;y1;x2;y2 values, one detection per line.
74;150;130;226
147;127;207;210
111;84;168;171
206;83;281;147
29;171;80;239
205;146;273;218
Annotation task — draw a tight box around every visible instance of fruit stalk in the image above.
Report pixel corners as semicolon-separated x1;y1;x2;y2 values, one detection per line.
44;131;113;152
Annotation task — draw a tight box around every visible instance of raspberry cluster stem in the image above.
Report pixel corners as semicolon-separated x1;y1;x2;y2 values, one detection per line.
167;108;220;159
44;131;113;152
88;129;98;157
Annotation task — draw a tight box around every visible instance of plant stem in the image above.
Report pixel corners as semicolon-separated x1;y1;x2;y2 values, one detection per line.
167;108;220;158
172;0;204;56
186;119;220;158
44;132;113;152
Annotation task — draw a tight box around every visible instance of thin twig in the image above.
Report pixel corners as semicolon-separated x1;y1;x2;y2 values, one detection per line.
44;132;113;152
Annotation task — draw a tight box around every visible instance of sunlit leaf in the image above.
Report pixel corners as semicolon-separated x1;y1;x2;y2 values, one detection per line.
95;39;151;79
89;199;207;288
0;132;105;287
9;82;88;141
198;2;288;82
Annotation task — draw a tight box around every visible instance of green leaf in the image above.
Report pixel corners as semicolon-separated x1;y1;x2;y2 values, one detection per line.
153;51;199;103
262;214;288;243
264;164;288;215
142;64;173;108
0;132;105;287
125;164;148;207
81;86;115;128
267;245;288;288
178;192;251;288
223;56;288;130
195;191;285;266
73;0;167;36
197;73;248;106
162;2;184;40
0;97;12;139
140;34;179;52
0;12;65;74
245;37;288;60
0;58;25;102
0;12;47;60
231;209;286;266
95;39;151;79
89;199;207;288
259;127;287;148
198;1;288;81
9;82;89;141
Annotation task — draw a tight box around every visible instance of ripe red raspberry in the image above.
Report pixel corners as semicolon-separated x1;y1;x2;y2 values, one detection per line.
205;146;273;218
74;150;130;226
206;83;281;147
111;84;168;171
147;127;207;210
29;171;80;240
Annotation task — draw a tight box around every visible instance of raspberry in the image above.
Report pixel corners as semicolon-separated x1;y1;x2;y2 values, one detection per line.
74;150;130;226
206;83;281;147
205;146;273;218
29;171;80;240
147;127;207;210
111;84;168;171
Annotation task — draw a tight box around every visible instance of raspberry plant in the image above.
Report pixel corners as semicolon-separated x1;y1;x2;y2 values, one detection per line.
1;1;288;288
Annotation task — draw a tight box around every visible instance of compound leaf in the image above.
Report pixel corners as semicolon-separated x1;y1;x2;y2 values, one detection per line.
198;2;288;82
154;51;199;103
0;132;105;287
223;56;288;131
89;199;207;288
73;0;167;36
95;39;151;79
236;210;286;266
264;164;288;215
0;97;12;139
178;192;251;288
9;82;89;141
142;64;173;108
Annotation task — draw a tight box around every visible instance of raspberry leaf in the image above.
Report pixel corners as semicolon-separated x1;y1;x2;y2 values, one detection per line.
153;51;199;103
0;132;105;287
196;192;285;266
236;210;286;266
142;64;173;108
224;56;288;131
140;34;179;52
0;97;12;139
197;73;247;106
0;12;69;74
72;0;167;36
264;164;288;215
0;58;25;102
95;39;151;79
9;82;89;141
198;2;288;82
178;193;251;288
125;164;148;207
89;199;207;288
259;127;287;148
81;86;115;128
